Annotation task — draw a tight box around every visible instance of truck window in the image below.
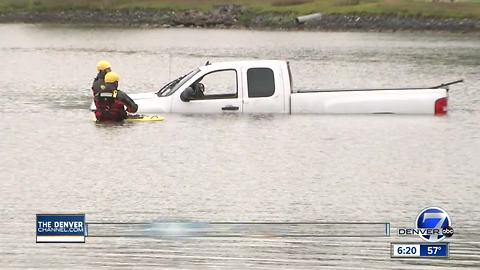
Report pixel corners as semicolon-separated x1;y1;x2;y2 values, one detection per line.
198;69;237;99
247;68;275;98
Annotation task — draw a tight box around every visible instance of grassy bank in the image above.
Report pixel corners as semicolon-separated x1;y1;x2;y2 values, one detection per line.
1;0;480;19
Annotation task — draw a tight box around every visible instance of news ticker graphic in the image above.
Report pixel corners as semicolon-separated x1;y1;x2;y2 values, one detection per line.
36;214;390;241
36;214;87;243
391;243;449;258
87;221;391;238
36;207;452;243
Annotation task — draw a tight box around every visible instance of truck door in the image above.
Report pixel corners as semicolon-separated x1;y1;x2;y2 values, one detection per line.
172;69;242;113
242;63;285;113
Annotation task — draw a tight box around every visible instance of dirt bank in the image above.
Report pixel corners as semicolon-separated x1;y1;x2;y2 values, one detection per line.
1;5;479;32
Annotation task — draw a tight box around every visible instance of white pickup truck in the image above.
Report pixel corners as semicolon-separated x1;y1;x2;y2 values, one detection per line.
93;60;462;115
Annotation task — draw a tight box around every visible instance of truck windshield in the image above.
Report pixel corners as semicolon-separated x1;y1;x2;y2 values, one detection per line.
156;68;200;97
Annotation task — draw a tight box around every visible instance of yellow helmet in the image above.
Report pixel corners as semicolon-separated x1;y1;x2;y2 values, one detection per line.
96;60;111;71
105;72;120;83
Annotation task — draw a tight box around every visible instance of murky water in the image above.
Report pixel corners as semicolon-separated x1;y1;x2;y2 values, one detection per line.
1;24;479;269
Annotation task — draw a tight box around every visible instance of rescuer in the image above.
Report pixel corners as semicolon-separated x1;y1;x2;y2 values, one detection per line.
92;60;112;95
93;72;138;122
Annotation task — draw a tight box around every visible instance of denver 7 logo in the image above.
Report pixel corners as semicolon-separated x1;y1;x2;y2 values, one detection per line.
416;207;451;242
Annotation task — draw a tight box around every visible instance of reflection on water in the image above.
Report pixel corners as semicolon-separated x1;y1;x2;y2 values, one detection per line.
0;24;479;269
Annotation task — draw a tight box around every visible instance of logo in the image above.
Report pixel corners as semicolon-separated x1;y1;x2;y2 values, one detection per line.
398;207;454;242
36;214;87;243
416;207;452;242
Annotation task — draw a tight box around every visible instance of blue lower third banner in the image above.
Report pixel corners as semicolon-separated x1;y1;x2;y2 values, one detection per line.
36;214;87;243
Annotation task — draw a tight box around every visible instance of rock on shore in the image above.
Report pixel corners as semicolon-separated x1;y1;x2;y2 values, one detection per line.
0;5;479;32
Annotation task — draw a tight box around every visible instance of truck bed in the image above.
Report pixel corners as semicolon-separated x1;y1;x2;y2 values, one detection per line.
290;88;448;114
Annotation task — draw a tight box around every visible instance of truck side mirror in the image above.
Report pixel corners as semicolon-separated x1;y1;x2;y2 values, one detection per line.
180;87;195;102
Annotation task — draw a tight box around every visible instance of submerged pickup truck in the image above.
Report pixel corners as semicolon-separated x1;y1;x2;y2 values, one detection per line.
92;60;462;115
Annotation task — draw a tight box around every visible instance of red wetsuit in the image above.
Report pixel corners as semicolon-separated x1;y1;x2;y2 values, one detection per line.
94;84;138;122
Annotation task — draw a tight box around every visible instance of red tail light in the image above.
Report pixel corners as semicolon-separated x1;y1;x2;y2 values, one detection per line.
435;97;448;116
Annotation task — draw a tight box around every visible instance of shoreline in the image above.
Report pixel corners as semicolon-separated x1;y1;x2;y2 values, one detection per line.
1;6;480;32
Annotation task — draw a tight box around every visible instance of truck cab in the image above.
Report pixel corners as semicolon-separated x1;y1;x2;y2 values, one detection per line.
157;60;290;114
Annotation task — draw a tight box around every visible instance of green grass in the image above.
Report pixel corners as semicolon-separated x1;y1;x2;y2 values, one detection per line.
1;0;480;19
